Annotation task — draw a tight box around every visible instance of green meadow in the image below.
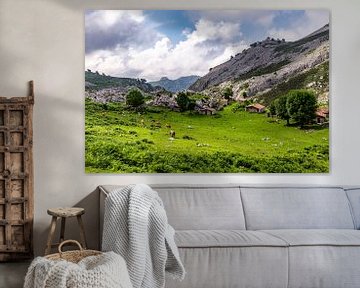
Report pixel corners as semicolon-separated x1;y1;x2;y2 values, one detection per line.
85;99;329;173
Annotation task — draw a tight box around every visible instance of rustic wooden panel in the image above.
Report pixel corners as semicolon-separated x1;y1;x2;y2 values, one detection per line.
10;204;24;221
0;181;4;198
10;152;24;173
10;132;23;146
0;111;4;126
0;81;34;261
9;110;23;127
0;226;4;245
0;205;4;219
0;132;4;146
0;153;4;172
11;180;24;198
11;226;24;246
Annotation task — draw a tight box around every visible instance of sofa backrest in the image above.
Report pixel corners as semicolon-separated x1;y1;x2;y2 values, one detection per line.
240;187;355;230
154;186;246;230
100;185;246;230
100;185;357;232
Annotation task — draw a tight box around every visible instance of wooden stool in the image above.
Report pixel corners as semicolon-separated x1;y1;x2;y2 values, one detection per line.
45;207;87;255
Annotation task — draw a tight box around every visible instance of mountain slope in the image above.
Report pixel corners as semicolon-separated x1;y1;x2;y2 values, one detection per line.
189;24;329;94
85;71;155;92
149;75;200;92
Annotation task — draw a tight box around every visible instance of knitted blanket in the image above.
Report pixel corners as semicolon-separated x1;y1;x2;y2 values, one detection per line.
102;184;185;288
24;251;132;288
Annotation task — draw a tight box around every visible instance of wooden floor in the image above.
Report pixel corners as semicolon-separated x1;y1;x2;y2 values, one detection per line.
0;261;30;288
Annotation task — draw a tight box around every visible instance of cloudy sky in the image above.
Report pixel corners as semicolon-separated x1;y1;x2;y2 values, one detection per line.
85;10;329;81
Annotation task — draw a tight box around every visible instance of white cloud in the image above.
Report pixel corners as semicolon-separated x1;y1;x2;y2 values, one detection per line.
86;49;129;77
195;10;276;28
268;10;329;41
85;10;328;81
86;15;247;81
86;10;144;29
85;10;161;53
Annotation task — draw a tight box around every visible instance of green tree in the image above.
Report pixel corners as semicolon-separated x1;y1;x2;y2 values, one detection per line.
274;95;290;125
176;92;195;112
269;101;276;116
126;89;144;108
286;90;317;127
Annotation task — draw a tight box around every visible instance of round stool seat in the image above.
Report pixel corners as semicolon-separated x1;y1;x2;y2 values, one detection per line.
47;207;85;218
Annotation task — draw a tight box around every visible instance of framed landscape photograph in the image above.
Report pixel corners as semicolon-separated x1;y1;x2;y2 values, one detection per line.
85;10;330;173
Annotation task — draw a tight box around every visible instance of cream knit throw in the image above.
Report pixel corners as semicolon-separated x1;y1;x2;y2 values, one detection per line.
23;251;132;288
102;184;185;288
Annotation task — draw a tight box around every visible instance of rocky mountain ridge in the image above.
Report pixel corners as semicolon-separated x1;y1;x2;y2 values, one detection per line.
189;24;329;100
149;75;200;92
85;70;156;92
85;24;329;110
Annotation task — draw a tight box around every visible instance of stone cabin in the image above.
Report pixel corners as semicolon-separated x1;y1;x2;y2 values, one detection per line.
198;107;216;115
245;103;266;113
315;108;329;124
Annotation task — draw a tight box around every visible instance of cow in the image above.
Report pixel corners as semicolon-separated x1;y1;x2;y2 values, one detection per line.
170;130;176;138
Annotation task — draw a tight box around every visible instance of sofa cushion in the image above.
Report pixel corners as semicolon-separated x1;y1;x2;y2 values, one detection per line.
165;246;288;288
287;246;360;288
154;186;246;230
262;229;360;246
175;230;288;248
241;187;355;230
260;230;360;287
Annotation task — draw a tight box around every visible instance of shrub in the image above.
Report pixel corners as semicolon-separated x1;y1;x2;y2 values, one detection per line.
85;140;329;173
176;92;195;112
269;102;276;116
223;87;233;100
286;90;317;127
274;95;290;125
126;89;144;108
141;138;154;144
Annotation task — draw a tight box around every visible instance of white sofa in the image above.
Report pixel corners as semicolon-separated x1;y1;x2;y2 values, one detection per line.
99;185;360;288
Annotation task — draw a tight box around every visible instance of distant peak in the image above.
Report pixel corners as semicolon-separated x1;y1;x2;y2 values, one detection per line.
160;77;169;81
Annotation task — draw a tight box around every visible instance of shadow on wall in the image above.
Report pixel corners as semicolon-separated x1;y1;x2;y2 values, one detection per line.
0;32;27;95
73;187;100;249
0;0;38;96
38;188;100;256
32;91;88;256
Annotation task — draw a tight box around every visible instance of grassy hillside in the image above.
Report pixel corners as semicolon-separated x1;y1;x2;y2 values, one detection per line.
85;99;329;173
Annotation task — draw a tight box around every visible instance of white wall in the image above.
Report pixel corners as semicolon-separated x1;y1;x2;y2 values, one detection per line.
0;0;360;256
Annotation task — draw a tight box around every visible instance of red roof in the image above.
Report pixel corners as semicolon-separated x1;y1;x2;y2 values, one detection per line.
316;108;329;118
246;103;265;110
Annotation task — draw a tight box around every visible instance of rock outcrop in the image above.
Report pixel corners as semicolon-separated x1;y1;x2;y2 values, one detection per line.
190;24;329;93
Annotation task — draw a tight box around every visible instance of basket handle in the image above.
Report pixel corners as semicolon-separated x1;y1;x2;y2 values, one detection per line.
58;240;83;255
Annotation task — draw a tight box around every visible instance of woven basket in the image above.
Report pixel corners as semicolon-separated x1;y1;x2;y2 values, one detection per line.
45;240;102;263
